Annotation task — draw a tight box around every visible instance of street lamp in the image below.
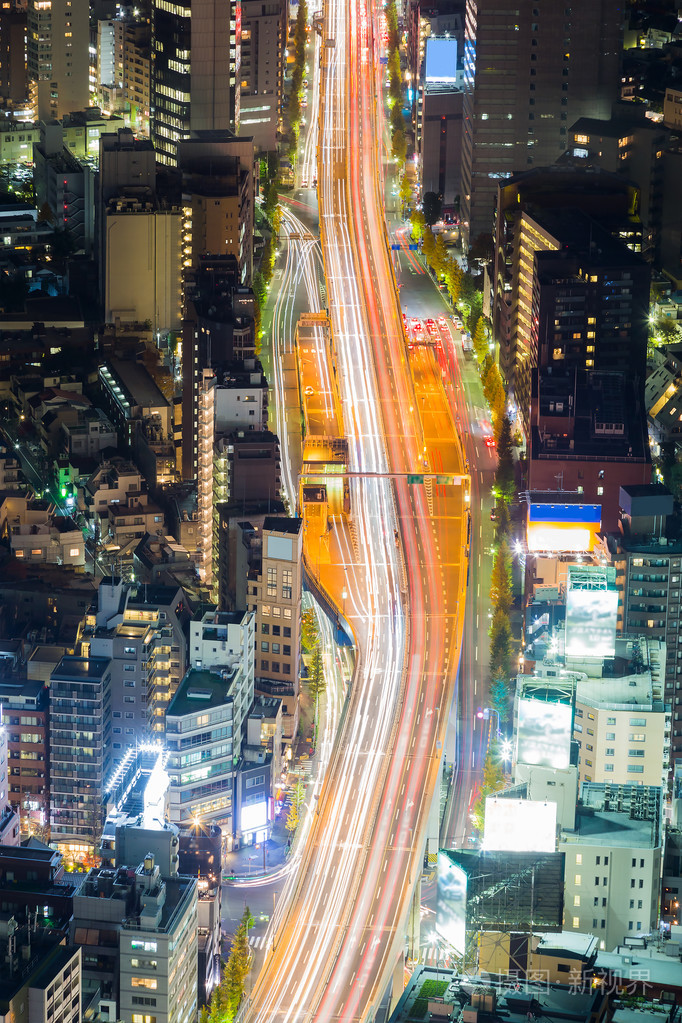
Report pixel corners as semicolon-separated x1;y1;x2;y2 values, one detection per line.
342;589;347;615
476;706;501;737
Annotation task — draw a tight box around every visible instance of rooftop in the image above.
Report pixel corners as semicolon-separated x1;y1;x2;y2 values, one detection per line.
51;655;111;683
262;516;302;536
576;674;663;712
167;667;240;719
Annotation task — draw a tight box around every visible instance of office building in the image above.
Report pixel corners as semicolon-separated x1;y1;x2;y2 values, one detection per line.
240;0;287;153
564;104;669;263
151;0;240;165
33;125;95;253
102;197;183;333
72;857;198;1021
49;654;112;860
560;782;661;950
460;0;622;246
27;0;89;120
0;3;27;108
98;357;172;448
166;665;253;836
179;132;255;283
612;485;682;767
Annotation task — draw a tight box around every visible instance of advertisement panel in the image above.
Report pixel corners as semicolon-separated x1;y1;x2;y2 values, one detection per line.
526;503;601;553
565;586;618;658
425;38;458;83
482;798;557;853
241;800;267;834
516;698;572;770
436;852;467;956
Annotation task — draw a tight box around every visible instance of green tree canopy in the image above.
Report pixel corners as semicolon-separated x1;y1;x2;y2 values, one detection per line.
490;537;513;614
489;607;512;681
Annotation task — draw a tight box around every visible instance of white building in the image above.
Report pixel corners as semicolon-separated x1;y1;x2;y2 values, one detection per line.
560;782;662;950
166;665;253;834
189;608;255;684
574;673;670;788
214;360;268;436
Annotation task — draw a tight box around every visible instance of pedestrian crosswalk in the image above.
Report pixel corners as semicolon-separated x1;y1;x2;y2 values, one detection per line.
248;935;267;950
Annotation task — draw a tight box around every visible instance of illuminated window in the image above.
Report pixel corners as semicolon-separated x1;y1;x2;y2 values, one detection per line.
267;566;276;597
574;895;581;906
69;547;80;556
575;874;582;885
572;916;580;928
132;977;158;989
586;359;594;367
261;605;270;617
574;134;589;144
597;486;604;496
576;854;582;865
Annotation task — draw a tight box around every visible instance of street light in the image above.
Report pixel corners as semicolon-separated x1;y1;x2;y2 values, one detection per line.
476;706;501;737
342;589;347;615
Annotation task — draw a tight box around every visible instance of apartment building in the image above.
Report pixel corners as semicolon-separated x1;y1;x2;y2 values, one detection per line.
85;576;189;749
240;0;287;152
0;678;49;835
49;655;112;860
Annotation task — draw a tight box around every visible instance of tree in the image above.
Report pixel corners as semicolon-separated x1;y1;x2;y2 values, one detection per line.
489;607;512;681
490;537;513;614
470;743;506;831
200;907;254;1022
391;128;407;168
285;802;299;834
422;226;435;266
301;607;319;650
263;180;279;220
444;258;462;305
466;291;483;335
308;643;326;701
399;176;412;209
432;235;449;279
473;316;488;362
495;415;515;504
410;209;426;243
489;677;509;723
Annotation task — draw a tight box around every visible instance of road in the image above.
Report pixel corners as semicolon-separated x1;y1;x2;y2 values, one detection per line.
243;0;468;1020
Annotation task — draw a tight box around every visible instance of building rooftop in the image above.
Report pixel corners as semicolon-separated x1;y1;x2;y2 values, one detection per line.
51;655;110;682
262;516;302;535
576;674;663;712
101;357;169;412
167;667;239;719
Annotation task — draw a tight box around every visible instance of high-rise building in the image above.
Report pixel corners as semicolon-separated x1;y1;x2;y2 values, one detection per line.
49;655;112;860
27;0;89;121
151;0;240;166
179;132;255;283
0;678;49;836
240;0;287;153
0;3;27;108
461;0;622;246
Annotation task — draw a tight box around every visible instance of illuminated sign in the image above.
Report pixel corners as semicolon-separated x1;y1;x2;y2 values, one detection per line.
516;698;572;770
425;38;458;83
565;565;618;658
436;851;467;956
527;503;601;553
241;800;267;834
483;798;557;853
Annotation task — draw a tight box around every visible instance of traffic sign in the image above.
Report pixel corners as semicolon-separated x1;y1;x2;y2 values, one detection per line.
391;243;401;250
408;244;419;250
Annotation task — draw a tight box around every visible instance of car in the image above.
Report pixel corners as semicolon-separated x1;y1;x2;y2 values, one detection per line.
410;318;423;334
312;178;317;187
453;317;463;329
425;318;439;338
484;436;495;448
437;316;449;330
301;178;308;187
490;507;497;521
402;313;407;327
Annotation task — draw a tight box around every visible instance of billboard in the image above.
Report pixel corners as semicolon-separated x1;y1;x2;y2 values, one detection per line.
436;851;467;956
425;38;458;83
483;798;557;853
516;698;572;770
527;502;601;554
241;800;267;834
565;585;618;658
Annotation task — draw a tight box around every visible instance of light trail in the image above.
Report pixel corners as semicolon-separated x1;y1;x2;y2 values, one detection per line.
242;0;468;1019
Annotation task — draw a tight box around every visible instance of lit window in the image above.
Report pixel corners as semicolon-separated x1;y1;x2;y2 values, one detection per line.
575;874;581;885
131;977;158;989
572;916;580;928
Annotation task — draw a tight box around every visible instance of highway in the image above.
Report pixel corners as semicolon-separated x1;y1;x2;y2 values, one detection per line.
244;0;468;1020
